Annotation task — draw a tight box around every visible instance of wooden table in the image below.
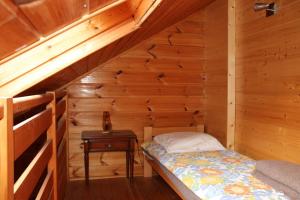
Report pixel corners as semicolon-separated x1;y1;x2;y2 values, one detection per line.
81;130;136;184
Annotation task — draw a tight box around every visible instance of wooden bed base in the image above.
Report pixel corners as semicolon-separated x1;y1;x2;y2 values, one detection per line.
143;125;205;199
144;155;188;200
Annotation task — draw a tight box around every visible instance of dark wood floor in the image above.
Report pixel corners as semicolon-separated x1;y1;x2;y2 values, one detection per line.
65;176;181;200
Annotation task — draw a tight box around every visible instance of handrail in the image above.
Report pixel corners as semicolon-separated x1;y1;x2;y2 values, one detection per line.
13;93;53;115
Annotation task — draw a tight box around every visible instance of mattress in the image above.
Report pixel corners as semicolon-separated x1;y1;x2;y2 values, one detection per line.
142;141;289;200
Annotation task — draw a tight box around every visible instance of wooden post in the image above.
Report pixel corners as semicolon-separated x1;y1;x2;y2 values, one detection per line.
227;0;236;150
143;127;153;177
46;92;58;200
0;98;14;200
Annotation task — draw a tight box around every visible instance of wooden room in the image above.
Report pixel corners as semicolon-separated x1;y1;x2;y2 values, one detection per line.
0;0;300;199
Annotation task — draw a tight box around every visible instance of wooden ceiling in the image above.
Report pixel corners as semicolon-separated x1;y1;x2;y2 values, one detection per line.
0;0;215;96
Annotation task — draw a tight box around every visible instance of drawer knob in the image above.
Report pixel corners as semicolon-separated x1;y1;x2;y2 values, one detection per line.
107;144;112;148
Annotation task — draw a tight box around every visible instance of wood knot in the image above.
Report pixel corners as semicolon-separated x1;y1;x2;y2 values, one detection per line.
116;70;123;75
95;84;103;89
177;64;184;69
168;34;173;46
175;26;183;33
147;44;157;59
157;73;165;80
71;119;78;126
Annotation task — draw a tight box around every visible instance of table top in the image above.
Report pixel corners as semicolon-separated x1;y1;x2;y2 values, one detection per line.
81;130;136;140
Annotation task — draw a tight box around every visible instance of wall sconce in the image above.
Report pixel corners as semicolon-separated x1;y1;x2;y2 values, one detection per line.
254;2;277;17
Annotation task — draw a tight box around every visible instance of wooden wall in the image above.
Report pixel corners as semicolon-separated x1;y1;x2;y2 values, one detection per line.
67;11;205;180
236;0;300;164
204;0;228;146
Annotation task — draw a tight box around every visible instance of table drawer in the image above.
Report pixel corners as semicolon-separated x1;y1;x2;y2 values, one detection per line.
89;140;129;151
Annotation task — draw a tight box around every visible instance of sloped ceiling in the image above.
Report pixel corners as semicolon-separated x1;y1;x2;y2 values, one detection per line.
24;0;214;95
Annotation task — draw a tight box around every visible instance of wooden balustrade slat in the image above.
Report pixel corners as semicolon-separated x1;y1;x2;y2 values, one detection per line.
14;108;52;160
56;117;66;148
13;93;53;115
14;140;53;200
0;105;3;120
36;171;54;200
55;99;66;119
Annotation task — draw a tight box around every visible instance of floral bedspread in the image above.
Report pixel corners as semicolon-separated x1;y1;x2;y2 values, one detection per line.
142;142;289;200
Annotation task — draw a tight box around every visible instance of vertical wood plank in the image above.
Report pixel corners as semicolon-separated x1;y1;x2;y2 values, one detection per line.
143;127;153;177
204;0;228;146
0;98;14;200
46;92;58;200
227;0;235;150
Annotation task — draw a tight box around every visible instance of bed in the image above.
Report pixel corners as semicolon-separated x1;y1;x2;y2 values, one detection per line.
141;125;289;200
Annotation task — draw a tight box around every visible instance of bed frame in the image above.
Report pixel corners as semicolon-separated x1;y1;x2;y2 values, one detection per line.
143;125;204;200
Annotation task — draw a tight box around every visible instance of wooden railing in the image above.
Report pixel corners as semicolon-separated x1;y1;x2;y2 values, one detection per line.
0;90;68;200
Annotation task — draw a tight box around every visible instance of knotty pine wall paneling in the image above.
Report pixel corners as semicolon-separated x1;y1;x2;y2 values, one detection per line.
67;11;205;180
204;0;228;146
236;0;300;164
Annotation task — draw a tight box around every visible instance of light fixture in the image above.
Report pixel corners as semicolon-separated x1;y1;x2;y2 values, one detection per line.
254;2;277;17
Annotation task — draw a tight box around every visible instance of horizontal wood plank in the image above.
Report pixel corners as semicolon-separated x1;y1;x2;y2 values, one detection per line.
14;108;52;160
13;93;53;114
67;84;204;98
35;171;54;200
14;140;53;200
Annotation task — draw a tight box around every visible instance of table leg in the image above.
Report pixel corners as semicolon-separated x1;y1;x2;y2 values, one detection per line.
130;151;134;182
84;151;89;185
126;151;129;179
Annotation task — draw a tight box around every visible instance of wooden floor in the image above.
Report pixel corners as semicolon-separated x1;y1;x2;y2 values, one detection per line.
65;176;181;200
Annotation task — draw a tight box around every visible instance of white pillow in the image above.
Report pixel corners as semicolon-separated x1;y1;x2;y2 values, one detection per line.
153;132;225;153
